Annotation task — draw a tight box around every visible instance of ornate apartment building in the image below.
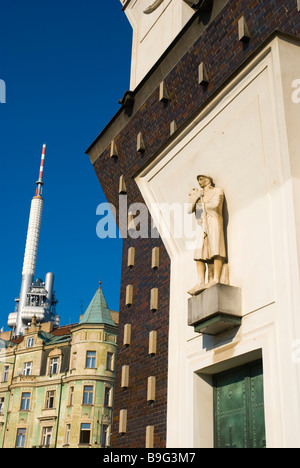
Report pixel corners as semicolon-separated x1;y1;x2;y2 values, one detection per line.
0;285;118;448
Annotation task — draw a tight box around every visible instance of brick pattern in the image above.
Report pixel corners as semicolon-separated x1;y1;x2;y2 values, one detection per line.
92;0;300;448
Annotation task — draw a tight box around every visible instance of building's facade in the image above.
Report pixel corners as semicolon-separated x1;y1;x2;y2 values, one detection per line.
0;286;118;448
86;0;300;448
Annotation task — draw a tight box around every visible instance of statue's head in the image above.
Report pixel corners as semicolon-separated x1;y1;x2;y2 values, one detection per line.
197;175;214;188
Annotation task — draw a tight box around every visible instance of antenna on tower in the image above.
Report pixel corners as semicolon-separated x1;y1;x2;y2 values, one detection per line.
7;143;60;336
35;144;46;197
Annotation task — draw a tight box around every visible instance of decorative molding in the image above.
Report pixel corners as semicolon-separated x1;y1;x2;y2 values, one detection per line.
183;0;213;11
150;288;159;311
123;324;132;346
127;247;136;268
188;284;242;335
119;409;127;434
110;140;118;158
119;90;134;109
170;120;177;136
238;16;251;42
151;247;160;269
149;331;157;355
137;132;145;153
159;81;169;102
144;0;164;15
121;365;130;388
145;426;155;449
119;175;127;194
125;285;133;306
147;376;156;402
198;62;209;86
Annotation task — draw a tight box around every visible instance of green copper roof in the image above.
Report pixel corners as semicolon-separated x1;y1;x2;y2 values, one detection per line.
79;287;116;327
38;331;71;345
0;338;16;349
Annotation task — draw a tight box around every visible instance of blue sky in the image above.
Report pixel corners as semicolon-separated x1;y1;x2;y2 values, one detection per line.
0;1;132;328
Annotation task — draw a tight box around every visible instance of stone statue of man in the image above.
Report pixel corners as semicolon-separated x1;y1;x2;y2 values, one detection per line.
188;175;226;296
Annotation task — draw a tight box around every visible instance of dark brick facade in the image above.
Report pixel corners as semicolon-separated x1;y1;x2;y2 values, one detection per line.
88;0;300;448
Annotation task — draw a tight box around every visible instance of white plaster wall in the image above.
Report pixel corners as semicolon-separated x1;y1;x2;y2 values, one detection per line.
278;39;300;283
122;0;194;89
136;38;300;448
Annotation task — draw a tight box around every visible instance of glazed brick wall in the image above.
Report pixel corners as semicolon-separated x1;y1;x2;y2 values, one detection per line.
94;154;171;448
91;0;300;448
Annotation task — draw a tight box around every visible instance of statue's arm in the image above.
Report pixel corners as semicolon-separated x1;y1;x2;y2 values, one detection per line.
188;189;201;214
205;189;224;211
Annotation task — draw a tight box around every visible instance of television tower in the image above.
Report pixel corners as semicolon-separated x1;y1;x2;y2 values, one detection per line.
8;145;60;336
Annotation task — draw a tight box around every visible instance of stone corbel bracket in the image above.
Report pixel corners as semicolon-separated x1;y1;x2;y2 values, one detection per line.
119;90;135;109
188;284;242;335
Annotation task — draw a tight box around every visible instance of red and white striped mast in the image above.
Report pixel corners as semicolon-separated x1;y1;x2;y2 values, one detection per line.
35;143;46;196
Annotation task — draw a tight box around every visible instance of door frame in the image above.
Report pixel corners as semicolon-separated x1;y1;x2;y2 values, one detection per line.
193;349;264;448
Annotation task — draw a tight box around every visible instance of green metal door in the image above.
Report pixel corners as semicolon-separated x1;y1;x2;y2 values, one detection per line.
213;360;266;448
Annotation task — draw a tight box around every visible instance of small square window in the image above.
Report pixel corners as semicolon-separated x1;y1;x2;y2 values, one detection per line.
27;337;34;348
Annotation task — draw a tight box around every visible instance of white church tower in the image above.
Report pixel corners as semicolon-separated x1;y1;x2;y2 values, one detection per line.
120;0;209;89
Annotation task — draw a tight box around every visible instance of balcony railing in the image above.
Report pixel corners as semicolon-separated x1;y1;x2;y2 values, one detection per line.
12;374;37;383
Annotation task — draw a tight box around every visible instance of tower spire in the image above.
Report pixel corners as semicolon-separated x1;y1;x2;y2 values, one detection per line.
8;143;60;336
35;143;46;197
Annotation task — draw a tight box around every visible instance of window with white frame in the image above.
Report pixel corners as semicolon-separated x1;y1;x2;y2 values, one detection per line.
20;392;31;411
0;397;4;414
49;357;60;375
79;423;91;445
27;337;34;348
22;362;32;376
104;386;112;407
45;390;56;409
101;424;110;447
65;424;71;445
15;428;26;448
82;385;93;405
69;386;74;406
106;352;114;371
86;351;96;369
2;365;9;382
41;426;53;447
72;352;77;370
